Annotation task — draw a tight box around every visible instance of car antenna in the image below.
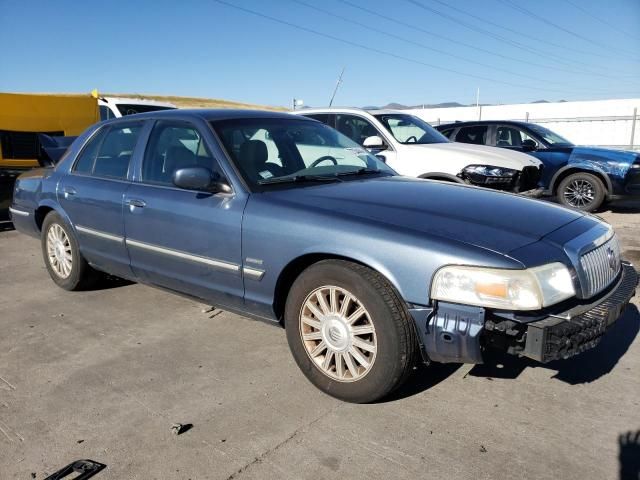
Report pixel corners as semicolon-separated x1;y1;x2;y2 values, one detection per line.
328;67;345;107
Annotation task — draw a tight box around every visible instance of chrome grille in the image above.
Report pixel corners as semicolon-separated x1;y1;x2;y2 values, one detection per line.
579;235;621;298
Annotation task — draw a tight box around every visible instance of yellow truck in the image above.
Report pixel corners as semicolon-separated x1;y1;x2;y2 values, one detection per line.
0;92;174;218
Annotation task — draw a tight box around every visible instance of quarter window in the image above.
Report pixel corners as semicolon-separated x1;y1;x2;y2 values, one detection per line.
73;124;141;179
141;122;215;186
455;125;488;145
439;128;455;139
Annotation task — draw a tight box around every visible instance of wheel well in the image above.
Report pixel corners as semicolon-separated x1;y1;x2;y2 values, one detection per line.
34;206;54;231
273;253;369;323
552;168;609;195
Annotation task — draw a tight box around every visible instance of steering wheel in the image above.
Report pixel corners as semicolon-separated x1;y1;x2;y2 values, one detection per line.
406;135;418;143
310;155;338;168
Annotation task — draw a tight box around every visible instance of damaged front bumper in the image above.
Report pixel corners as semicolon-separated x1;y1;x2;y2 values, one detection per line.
520;262;638;362
409;262;638;365
461;165;542;193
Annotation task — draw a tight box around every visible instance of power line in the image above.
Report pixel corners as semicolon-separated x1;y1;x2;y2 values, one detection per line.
339;0;637;82
496;0;640;60
293;0;623;90
212;0;640;97
405;0;634;71
562;0;640;42
426;0;619;64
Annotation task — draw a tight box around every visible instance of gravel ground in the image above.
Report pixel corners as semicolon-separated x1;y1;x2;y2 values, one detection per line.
0;200;638;480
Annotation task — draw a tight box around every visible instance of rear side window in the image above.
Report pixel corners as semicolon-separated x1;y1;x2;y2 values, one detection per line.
73;124;141;179
141;121;215;186
455;125;488;145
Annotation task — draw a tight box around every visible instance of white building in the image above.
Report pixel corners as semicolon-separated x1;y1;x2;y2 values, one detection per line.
406;98;640;151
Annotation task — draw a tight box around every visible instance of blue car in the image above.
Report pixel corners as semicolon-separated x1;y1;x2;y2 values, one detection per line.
9;110;638;402
436;121;640;212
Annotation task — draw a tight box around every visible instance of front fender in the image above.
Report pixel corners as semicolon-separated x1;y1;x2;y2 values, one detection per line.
549;163;613;194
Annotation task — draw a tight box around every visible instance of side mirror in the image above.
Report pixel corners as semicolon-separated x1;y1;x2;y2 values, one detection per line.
173;167;232;193
522;140;538;152
363;135;386;150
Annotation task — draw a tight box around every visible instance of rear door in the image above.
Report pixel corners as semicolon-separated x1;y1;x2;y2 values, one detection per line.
123;119;246;308
59;121;143;278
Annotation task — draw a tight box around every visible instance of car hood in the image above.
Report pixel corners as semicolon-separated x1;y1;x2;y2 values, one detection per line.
266;176;582;255
566;146;639;166
408;142;543;170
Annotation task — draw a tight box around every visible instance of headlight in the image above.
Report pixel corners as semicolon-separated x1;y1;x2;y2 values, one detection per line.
431;262;575;310
462;165;518;184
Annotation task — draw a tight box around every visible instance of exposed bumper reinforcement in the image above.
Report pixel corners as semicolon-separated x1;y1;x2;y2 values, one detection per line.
522;262;638;363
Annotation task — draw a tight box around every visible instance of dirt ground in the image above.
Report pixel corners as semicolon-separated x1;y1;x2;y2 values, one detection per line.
0;200;639;480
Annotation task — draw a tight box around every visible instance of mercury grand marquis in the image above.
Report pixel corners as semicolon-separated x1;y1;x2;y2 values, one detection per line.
9;110;638;403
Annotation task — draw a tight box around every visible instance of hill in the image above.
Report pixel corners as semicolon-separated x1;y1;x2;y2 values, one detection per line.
105;93;286;111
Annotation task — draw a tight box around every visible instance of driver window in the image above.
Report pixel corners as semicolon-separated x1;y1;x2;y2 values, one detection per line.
334;114;380;145
496;126;538;148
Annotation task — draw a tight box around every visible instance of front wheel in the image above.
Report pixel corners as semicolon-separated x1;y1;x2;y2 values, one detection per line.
285;260;418;403
557;172;606;212
41;211;99;290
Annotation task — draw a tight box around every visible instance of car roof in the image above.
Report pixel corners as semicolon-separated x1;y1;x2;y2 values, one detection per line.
437;120;531;129
296;107;405;116
104;108;309;122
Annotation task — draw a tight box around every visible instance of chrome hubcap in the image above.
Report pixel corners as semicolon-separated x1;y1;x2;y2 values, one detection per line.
46;224;72;278
564;179;595;207
299;286;377;382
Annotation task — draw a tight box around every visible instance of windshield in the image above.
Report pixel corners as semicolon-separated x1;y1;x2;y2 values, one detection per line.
527;124;573;146
212;118;394;189
374;113;449;145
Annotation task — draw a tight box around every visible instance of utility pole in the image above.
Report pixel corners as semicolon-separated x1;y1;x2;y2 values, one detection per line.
329;67;345;107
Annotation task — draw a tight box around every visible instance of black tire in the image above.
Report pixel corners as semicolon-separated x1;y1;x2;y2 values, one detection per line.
557;172;606;212
41;211;99;290
285;260;418;403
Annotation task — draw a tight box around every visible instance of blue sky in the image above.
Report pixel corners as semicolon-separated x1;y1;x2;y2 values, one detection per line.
1;0;639;107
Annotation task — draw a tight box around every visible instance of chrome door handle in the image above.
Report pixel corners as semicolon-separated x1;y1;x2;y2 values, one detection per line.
126;199;146;208
62;186;77;197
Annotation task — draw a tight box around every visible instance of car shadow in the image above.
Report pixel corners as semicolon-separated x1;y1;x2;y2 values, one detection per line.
468;303;639;385
0;219;14;232
87;274;135;291
602;199;640;214
380;362;462;403
619;430;640;480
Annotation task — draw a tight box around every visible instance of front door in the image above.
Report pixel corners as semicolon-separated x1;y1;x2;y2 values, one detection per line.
58;121;144;278
123;120;246;308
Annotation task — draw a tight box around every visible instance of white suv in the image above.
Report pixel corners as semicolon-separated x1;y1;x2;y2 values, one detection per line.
295;108;543;192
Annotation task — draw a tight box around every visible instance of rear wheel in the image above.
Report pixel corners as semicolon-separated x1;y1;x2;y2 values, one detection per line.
557;172;606;212
285;260;417;403
41;212;99;290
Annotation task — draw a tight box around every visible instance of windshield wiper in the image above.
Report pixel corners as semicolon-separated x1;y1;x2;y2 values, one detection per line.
258;174;343;185
335;167;384;177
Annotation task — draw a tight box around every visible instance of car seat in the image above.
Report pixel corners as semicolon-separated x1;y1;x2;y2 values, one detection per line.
239;140;285;182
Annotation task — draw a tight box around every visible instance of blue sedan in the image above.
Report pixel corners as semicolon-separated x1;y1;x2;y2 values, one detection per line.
436;120;640;212
10;110;637;402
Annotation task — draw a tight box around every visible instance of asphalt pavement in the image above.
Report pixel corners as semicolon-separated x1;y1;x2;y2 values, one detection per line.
0;201;639;480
